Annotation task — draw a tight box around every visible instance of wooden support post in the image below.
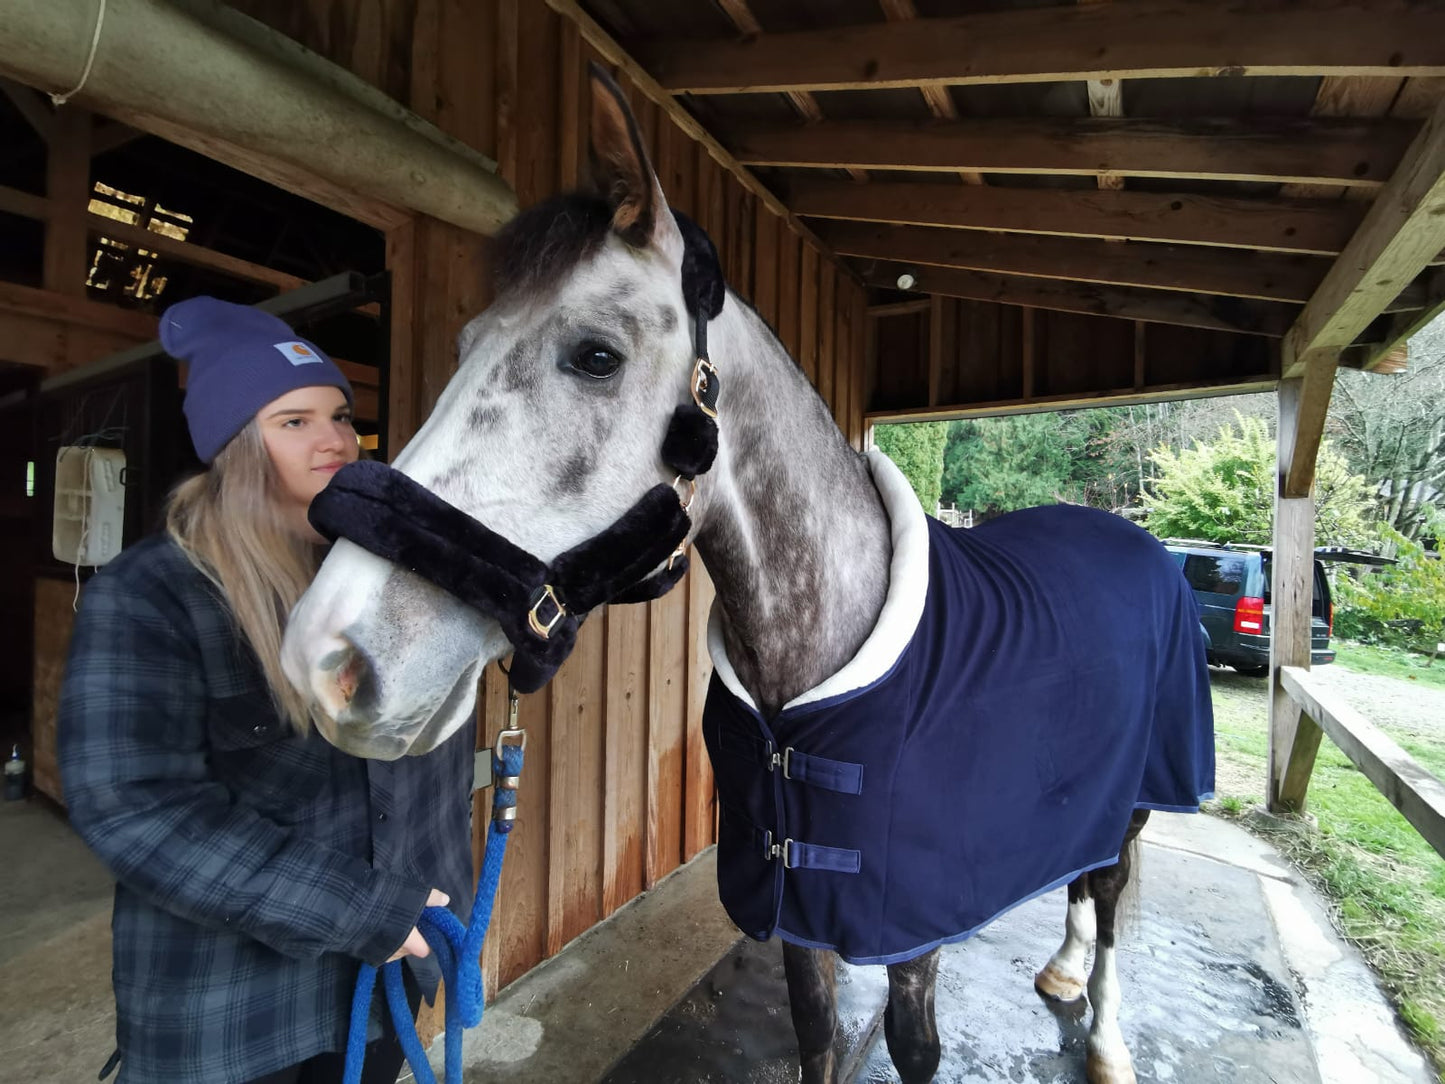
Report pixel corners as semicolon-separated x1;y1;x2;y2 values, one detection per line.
1268;377;1325;813
44;107;90;296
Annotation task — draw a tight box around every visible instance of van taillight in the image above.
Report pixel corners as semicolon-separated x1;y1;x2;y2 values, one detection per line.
1329;603;1334;637
1234;596;1265;634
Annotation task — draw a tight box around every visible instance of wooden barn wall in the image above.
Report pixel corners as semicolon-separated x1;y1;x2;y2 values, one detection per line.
232;0;868;994
868;300;1276;420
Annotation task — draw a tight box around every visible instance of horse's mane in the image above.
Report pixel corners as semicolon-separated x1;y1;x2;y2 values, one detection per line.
492;192;614;301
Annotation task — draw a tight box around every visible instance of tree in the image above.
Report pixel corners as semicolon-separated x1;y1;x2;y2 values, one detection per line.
874;422;948;511
1142;414;1373;547
1332;526;1445;649
940;413;1091;515
1329;316;1445;540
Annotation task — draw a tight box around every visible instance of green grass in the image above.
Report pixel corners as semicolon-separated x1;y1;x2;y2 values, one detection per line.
1333;641;1445;692
1204;670;1445;1079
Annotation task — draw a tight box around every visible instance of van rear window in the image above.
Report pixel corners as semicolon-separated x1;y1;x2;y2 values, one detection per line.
1181;553;1248;594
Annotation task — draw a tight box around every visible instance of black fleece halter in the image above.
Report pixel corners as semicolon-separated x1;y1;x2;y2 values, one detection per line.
308;211;726;694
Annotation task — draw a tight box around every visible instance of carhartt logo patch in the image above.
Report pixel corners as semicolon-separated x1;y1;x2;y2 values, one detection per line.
274;341;322;366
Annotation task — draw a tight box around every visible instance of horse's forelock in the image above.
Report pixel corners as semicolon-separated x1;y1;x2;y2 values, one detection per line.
493;193;614;302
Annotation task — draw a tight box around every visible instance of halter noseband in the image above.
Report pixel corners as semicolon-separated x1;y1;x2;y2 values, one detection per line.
308;210;725;694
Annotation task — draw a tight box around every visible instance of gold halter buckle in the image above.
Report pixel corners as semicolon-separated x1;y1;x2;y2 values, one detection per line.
526;584;566;639
691;357;719;419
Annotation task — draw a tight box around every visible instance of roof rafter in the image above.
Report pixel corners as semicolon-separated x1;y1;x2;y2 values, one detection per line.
821;221;1413;305
789;178;1368;256
732;117;1414;186
637;1;1445;95
860;261;1298;337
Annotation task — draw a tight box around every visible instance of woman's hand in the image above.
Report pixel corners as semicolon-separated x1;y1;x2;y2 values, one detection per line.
387;888;450;962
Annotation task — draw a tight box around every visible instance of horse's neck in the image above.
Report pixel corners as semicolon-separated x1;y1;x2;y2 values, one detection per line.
693;295;892;720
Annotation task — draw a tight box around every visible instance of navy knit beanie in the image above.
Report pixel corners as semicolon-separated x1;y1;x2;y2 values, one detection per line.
160;296;353;464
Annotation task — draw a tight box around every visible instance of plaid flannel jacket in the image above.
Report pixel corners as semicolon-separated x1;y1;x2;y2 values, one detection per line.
59;535;476;1084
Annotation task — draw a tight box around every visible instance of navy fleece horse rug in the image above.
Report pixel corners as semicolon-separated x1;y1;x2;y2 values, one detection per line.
704;451;1214;966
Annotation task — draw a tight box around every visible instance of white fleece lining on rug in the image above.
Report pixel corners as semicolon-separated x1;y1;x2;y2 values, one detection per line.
707;449;931;713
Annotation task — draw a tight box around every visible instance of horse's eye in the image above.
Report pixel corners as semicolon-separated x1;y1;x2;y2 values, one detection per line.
569;344;623;380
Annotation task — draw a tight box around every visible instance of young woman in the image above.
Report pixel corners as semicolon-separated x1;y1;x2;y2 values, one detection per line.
59;297;475;1084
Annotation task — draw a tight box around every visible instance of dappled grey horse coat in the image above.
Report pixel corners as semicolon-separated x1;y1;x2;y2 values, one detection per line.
705;452;1215;965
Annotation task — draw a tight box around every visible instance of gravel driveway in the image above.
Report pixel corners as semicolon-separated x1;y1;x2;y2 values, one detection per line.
1302;664;1445;742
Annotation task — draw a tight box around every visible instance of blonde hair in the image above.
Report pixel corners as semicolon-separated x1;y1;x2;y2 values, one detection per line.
166;421;319;730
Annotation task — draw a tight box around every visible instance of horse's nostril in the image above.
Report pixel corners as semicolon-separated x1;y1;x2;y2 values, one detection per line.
334;648;367;706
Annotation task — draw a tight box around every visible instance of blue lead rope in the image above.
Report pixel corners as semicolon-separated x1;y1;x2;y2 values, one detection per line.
344;740;525;1084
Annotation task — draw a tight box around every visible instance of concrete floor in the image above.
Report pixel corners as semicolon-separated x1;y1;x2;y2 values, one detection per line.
2;797;1434;1084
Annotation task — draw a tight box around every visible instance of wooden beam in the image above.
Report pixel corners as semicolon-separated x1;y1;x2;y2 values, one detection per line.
1352;266;1445;371
0;183;50;220
1282;666;1445;858
0;281;157;340
1282;76;1407;200
1270;377;1323;812
637;1;1445;94
867;375;1279;425
789;177;1367;256
859;261;1297;337
820;221;1330;303
44;107;90;296
877;0;983;185
866;299;931;319
541;0;842;265
86;212;306;293
734;117;1412;186
1283;93;1445;494
1284;93;1445;373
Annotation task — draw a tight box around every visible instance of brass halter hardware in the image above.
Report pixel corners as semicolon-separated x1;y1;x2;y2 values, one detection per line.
691;357;719;419
526;584;566;639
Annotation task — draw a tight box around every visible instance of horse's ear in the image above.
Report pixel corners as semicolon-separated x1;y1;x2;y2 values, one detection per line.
588;63;683;262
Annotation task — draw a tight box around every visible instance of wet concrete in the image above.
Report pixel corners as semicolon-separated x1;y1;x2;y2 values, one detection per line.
601;936;887;1084
856;844;1318;1083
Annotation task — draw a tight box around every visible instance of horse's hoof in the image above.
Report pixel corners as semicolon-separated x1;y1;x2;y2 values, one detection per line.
1085;1052;1136;1084
1034;963;1087;1003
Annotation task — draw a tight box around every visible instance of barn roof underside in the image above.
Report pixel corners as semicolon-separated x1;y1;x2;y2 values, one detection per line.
563;0;1445;430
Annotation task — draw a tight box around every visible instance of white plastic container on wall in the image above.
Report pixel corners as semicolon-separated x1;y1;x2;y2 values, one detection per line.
52;446;127;567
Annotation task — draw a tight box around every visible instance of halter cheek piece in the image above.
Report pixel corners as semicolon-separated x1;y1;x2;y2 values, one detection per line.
308;210;726;694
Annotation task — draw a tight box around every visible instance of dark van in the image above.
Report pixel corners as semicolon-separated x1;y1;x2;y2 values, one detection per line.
1164;541;1334;676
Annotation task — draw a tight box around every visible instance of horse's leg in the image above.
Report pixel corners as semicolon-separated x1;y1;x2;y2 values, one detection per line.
1085;809;1150;1084
884;947;942;1084
1034;874;1095;1002
783;942;839;1084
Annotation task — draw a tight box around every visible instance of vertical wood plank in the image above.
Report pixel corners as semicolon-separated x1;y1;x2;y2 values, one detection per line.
837;279;856;445
734;190;755;298
778;228;801;362
818;259;837;413
852;283;869;446
683;562;717;860
799;244;819;386
1021;306;1036;401
494;0;520;195
927;295;944;407
753;211;779;330
546;619;605;953
44;109;90;296
558;19;584;189
1133;320;1147;389
646;587;688;886
384;219;419;458
602;603;648;914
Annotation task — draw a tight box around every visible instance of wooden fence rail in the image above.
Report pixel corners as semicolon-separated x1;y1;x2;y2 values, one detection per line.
1279;664;1445;860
